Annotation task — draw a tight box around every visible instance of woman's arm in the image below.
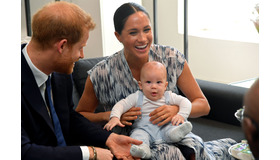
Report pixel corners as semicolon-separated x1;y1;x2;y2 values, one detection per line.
76;76;111;123
76;76;141;125
177;61;210;118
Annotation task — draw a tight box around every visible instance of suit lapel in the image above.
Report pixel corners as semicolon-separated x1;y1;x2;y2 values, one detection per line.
21;49;55;133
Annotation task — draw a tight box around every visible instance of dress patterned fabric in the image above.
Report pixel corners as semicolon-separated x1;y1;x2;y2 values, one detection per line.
88;44;185;111
88;44;236;160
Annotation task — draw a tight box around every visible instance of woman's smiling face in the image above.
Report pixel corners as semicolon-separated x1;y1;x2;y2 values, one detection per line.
115;11;153;58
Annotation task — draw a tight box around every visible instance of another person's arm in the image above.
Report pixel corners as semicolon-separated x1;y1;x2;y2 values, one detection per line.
73;107;142;160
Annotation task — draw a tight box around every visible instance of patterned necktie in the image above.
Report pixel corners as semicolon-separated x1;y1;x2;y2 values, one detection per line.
45;76;67;146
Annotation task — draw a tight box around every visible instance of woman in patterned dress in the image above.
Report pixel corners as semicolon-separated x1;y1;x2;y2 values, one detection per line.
76;2;236;160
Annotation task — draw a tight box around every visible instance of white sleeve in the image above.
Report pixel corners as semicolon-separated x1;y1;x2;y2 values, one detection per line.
110;91;139;119
169;91;192;119
80;146;90;160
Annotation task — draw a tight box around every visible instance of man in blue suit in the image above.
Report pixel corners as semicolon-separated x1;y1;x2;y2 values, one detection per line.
21;2;142;160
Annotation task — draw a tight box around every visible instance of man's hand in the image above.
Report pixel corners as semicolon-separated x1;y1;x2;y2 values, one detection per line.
149;105;179;126
106;133;142;160
88;146;113;160
120;107;141;126
104;117;125;131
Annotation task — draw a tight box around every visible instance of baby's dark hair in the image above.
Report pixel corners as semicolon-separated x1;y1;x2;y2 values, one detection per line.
113;2;150;34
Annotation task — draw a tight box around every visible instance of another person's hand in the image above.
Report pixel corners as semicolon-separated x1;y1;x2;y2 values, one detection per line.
120;107;141;126
149;105;179;126
104;117;125;131
171;114;184;126
106;133;142;160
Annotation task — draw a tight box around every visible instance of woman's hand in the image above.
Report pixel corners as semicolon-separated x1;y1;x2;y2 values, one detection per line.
120;107;142;126
149;105;179;126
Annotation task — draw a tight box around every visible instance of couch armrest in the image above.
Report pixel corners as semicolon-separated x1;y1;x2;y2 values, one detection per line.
196;79;248;126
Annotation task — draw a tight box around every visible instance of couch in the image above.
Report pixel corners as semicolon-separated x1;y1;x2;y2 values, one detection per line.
72;57;248;142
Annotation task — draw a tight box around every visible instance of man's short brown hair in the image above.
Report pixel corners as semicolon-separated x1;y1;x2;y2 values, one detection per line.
31;1;95;49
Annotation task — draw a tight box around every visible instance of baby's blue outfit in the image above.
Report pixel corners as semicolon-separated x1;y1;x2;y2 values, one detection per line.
130;91;184;145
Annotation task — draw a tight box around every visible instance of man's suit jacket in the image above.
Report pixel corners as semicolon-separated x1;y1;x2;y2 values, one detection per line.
21;44;111;160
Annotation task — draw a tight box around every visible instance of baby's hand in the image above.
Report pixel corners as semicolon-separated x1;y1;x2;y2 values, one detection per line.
103;117;125;131
171;114;184;126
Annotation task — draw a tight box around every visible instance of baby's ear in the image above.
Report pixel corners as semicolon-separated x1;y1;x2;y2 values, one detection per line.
138;81;143;90
165;81;168;89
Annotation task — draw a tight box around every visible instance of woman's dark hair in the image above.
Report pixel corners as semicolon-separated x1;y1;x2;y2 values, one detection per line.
113;2;150;34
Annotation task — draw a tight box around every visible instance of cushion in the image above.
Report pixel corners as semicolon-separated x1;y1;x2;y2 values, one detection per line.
190;117;244;141
72;57;106;98
196;79;248;126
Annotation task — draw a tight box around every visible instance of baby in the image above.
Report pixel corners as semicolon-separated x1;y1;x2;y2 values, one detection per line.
104;61;192;159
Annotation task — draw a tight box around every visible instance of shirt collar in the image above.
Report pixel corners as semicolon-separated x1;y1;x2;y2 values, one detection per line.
22;43;49;88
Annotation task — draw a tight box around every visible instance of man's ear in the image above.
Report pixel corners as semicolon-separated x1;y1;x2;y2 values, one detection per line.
242;117;257;143
138;81;143;90
114;31;122;43
57;39;67;54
